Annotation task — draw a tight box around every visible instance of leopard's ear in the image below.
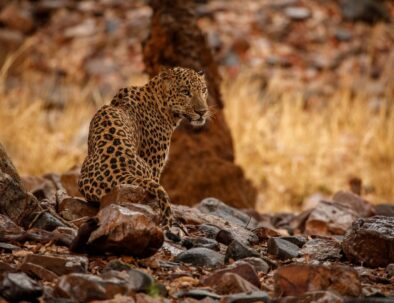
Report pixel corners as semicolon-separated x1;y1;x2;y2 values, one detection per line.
159;67;174;81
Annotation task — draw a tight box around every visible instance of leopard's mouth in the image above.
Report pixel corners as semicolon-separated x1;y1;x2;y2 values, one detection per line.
190;117;206;127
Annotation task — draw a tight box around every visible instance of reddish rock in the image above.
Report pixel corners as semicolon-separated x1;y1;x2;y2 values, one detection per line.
0;214;24;236
87;204;163;257
305;200;358;235
60;166;83;197
0;3;34;33
267;237;300;260
300;237;342;261
204;261;260;288
209;272;259;295
332;191;375;217
19;262;58;282
342;216;394;267
274;263;361;297
253;223;285;241
58;196;99;221
100;184;150;210
142;0;256;208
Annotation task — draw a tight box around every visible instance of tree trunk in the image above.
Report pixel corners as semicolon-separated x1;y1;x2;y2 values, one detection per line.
142;0;256;208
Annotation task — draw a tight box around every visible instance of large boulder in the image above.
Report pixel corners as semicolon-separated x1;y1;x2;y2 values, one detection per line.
142;0;256;208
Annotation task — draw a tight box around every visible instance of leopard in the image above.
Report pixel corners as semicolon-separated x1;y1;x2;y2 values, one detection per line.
78;67;210;230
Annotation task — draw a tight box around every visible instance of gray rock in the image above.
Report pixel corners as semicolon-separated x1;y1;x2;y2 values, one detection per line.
222;291;270;303
225;240;260;262
342;216;394;267
242;257;270;274
198;224;221;239
300;237;342;261
0;272;43;302
284;7;311;20
279;236;307;248
101;269;154;293
175;247;224;268
340;0;390;23
181;236;220;251
176;289;221;300
267;238;300;260
197;198;258;228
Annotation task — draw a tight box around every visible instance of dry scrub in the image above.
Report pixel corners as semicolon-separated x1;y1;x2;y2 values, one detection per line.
223;72;394;211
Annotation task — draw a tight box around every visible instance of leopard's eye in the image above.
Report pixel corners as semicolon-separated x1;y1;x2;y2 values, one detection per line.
181;89;191;96
202;87;207;94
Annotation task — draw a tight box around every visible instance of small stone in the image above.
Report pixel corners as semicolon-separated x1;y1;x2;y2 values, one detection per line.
278;291;344;303
305;200;358;235
181;236;220;251
100;184;149;210
274;263;361;297
205;261;260;288
0;242;20;251
279;236;307;248
20;262;58;282
375;204;394;217
342;216;394;267
0;214;24;235
0;3;34;33
267;238;300;260
332;191;375;217
210;272;259;295
284;7;311;20
198;224;221;239
335;28;352;42
253;223;283;241
225;240;260;262
300;237;342;261
58;196;99;221
222;291;269;303
175;247;224;268
340;0;390;23
197;198;258;228
54;273;132;301
0;272;43;302
22;254;88;276
60;166;82;197
101;269;154;293
176;289;221;300
386;264;394;278
87;204;164;257
241;257;270;274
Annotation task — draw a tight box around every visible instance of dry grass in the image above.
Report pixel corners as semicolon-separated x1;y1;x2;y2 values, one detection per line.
1;44;393;212
223;72;394;212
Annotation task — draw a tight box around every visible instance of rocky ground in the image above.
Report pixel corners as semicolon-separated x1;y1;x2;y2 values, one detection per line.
0;146;393;302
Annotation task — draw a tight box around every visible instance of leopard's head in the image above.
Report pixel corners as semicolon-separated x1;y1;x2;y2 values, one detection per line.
160;67;209;127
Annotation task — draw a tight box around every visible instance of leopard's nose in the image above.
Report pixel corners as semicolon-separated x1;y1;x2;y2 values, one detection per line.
195;109;207;116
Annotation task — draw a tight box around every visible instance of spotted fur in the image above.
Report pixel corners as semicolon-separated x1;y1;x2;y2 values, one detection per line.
78;67;209;228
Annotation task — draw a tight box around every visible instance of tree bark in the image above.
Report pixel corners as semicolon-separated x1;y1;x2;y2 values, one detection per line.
142;0;256;208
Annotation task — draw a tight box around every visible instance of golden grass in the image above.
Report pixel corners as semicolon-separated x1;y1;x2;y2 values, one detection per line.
223;72;394;212
0;43;393;212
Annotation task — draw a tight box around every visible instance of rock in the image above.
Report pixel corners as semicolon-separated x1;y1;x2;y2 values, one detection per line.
279;291;344;303
386;264;394;278
305;200;358;235
101;269;154;293
22;175;57;201
279;236;307;248
22;254;88;276
0;272;43;302
198;224;221;239
0;3;34;33
20;262;59;282
54;273;133;302
60;166;82;197
100;184;149;210
0;261;16;274
375;204;394;217
176;289;222;300
340;0;390;23
225;240;260;262
342;216;394;267
274;263;361;297
216;229;236;246
222;291;269;303
209;272;259;295
196;198;258;228
0;242;20;252
205;261;260;288
267;237;300;260
300;237;342;261
332;191;375;217
175;247;224;268
335;28;352;42
0;213;24;236
173;205;258;245
86;204;163;257
284;7;311;21
253;223;284;241
58;196;99;221
143;0;256;209
241;257;270;274
181;236;220;251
